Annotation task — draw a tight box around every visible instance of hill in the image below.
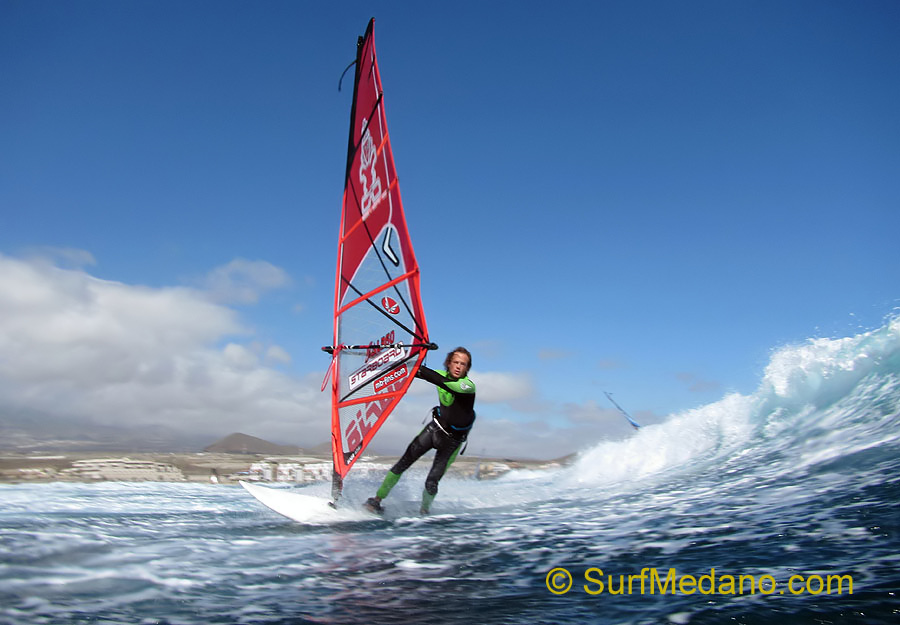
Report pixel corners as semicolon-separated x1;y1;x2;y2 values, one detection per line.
0;412;209;452
203;432;302;455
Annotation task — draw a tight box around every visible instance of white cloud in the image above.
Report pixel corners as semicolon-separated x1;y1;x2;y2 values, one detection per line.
23;246;97;268
0;254;319;442
461;417;586;460
676;371;722;393
265;345;292;365
561;400;622;425
475;371;535;403
537;348;573;361
403;371;536;406
222;343;259;368
0;253;633;459
200;258;291;304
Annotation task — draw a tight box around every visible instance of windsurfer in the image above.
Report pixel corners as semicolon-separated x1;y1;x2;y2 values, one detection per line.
365;347;476;515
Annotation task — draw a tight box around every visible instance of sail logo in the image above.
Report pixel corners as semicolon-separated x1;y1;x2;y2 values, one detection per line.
348;344;408;391
381;296;400;315
373;364;409;392
343;371;407;454
366;330;395;361
359;119;387;220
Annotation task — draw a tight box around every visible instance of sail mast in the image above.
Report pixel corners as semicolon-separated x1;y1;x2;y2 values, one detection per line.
604;391;642;430
325;19;435;504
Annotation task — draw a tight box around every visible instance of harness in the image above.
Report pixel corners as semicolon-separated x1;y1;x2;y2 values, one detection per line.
430;406;474;454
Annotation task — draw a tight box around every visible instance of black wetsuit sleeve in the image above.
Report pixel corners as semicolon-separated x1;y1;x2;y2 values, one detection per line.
416;365;459;393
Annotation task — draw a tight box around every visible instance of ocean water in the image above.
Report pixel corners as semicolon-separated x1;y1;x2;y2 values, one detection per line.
1;318;899;625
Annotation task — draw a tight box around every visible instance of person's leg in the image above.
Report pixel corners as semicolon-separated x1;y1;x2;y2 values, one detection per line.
420;436;463;513
368;425;434;510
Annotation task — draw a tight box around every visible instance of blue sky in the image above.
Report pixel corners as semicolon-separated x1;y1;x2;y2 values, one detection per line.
1;1;898;459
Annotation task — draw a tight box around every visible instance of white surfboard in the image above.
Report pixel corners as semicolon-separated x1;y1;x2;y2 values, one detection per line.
240;481;376;524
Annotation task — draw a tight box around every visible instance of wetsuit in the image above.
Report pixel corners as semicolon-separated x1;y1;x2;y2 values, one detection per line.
373;365;476;512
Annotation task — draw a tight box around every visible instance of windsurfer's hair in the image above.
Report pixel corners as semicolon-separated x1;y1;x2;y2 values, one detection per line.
444;347;472;373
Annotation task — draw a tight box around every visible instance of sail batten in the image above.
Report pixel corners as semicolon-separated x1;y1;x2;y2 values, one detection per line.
325;19;434;494
337;269;419;315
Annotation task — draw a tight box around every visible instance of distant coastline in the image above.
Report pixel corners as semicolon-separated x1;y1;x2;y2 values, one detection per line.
0;450;565;484
0;432;573;484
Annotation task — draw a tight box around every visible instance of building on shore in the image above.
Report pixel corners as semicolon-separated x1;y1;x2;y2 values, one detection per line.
59;458;186;482
246;458;393;483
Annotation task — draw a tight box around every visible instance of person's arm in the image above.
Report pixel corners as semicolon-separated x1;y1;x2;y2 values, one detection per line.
416;365;475;396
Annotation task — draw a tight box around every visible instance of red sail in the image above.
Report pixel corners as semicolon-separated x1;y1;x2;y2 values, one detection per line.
325;19;432;486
